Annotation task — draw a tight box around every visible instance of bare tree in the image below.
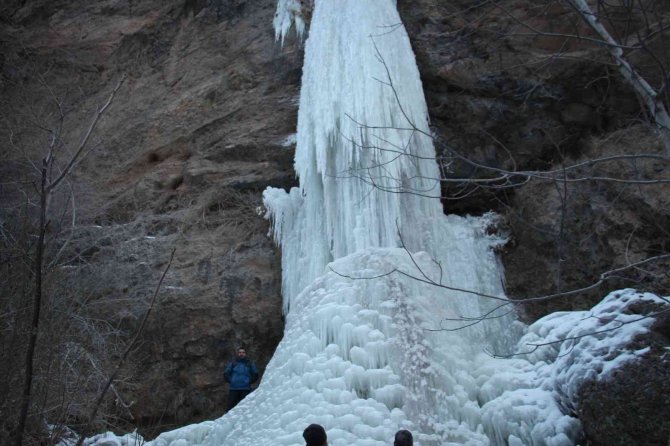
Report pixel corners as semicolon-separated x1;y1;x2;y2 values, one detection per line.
570;0;670;150
0;65;129;444
14;75;126;446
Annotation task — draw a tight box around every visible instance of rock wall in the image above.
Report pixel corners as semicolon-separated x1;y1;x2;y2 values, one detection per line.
1;0;302;435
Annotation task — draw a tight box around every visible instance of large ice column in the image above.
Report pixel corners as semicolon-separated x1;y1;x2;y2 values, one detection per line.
265;0;447;306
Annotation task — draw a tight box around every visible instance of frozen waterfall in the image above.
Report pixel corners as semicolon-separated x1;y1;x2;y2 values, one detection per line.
257;1;577;444
85;1;665;446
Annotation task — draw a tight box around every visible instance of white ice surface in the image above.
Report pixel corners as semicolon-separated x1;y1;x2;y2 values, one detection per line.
265;0;462;311
518;289;666;410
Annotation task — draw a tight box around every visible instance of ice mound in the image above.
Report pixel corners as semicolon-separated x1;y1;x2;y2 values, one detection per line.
72;279;665;446
143;248;583;446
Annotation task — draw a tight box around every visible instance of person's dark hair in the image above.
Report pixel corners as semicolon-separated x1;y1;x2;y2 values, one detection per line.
303;424;327;446
394;429;413;446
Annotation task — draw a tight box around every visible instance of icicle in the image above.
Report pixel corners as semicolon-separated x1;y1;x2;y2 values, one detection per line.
274;0;306;45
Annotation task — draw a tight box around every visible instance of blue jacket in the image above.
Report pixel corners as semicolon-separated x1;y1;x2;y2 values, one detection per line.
224;358;258;390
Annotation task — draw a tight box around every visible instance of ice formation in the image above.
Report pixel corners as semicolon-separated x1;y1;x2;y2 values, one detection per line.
273;0;306;46
264;0;470;311
72;1;667;445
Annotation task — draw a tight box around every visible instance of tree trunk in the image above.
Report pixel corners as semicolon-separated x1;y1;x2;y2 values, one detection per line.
568;0;670;155
15;159;48;446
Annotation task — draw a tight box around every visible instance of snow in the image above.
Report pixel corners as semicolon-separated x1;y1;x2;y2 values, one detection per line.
281;133;298;147
474;289;665;445
141;250;540;445
519;289;666;410
58;431;143;446
72;1;668;446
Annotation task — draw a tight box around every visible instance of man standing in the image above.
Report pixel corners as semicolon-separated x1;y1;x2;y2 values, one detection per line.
224;347;258;410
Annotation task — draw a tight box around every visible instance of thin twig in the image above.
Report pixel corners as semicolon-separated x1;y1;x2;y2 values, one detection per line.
74;247;175;446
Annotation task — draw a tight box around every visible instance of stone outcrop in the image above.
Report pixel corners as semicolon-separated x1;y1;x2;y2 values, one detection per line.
576;309;670;446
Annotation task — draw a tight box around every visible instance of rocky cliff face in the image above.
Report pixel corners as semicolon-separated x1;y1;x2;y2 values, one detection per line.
1;0;668;443
1;0;302;435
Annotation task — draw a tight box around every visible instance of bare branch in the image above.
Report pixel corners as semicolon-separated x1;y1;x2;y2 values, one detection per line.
566;0;670;153
47;75;125;194
74;247;176;446
487;306;670;358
